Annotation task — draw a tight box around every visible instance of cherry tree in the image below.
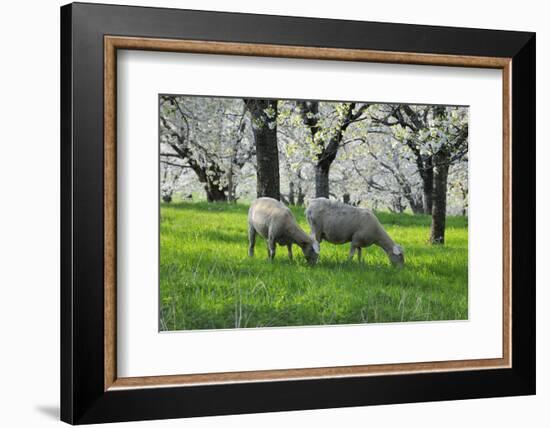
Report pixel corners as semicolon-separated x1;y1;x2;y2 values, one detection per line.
296;101;370;198
370;104;468;243
244;99;280;200
160;95;254;202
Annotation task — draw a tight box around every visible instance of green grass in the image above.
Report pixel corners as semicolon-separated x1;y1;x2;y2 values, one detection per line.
160;201;468;331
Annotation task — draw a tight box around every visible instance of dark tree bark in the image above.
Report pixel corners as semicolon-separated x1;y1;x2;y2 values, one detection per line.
166;143;228;202
203;161;228;202
288;181;295;205
160;167;173;203
205;184;228;202
299;101;368;198
397;106;434;214
394;138;433;214
403;187;424;214
244;99;280;200
299;101;332;198
421;160;434;214
315;164;330;198
343;193;350;204
226;167;235;203
363;150;424;214
296;183;305;206
392;168;424;214
410;200;424;215
298;101;328;197
389;196;406;213
226;114;250;204
430;150;450;244
405;147;433;214
373;106;436;215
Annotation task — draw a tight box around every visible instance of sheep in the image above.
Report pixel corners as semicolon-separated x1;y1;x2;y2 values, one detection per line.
305;198;404;266
248;197;320;264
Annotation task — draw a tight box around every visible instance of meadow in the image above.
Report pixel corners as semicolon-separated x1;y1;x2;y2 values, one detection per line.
160;201;468;331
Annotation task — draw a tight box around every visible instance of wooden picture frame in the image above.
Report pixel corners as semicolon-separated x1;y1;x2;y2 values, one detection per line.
61;2;535;424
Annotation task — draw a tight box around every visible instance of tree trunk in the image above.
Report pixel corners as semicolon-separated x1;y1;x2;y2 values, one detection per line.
422;164;434;214
205;183;228;202
406;142;433;215
167;143;229;203
226;166;235;203
430;151;450;244
406;196;424;214
343;193;350;204
245;99;280;200
296;183;305;206
315;164;330;198
202;163;228;202
288;181;295;205
299;101;357;201
399;181;424;214
390;196;405;213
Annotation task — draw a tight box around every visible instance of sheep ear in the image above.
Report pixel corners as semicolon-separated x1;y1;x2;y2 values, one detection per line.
312;241;320;254
392;245;402;256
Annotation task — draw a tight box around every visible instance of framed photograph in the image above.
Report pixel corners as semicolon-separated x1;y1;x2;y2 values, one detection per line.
60;2;535;424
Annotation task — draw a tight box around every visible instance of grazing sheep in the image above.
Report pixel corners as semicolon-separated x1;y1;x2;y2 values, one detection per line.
248;197;320;264
306;198;404;266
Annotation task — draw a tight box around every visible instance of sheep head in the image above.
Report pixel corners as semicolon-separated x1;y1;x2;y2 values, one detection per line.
302;239;320;265
388;244;405;267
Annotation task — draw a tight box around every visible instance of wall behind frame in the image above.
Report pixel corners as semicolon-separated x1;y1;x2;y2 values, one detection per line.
0;0;545;427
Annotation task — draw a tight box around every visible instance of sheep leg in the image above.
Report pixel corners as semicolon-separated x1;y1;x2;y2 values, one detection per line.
248;224;256;257
348;245;356;261
357;247;362;262
267;239;276;260
287;244;293;261
267;231;277;261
